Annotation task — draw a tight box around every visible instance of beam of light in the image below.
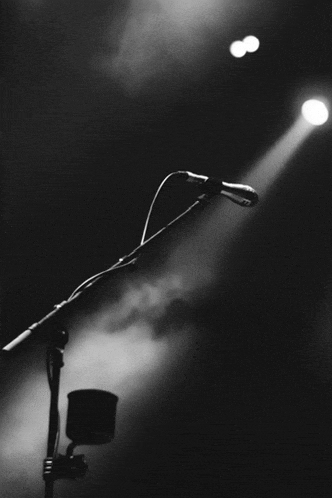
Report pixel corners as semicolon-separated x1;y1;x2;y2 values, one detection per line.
243;35;260;53
230;41;247;58
241;116;313;198
301;99;329;126
166;116;314;295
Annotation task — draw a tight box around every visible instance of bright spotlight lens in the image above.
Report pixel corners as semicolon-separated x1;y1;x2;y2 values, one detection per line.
243;35;260;53
301;99;329;126
230;41;247;58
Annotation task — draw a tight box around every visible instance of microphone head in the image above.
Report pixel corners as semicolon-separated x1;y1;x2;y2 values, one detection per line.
205;179;259;207
173;171;259;207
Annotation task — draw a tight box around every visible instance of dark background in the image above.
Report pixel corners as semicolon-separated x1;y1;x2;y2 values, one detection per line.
1;1;332;496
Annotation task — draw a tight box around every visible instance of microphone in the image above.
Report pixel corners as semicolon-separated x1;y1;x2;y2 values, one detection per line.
177;171;259;207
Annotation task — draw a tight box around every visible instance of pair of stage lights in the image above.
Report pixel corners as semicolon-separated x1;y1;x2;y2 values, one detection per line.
230;36;260;58
229;36;329;126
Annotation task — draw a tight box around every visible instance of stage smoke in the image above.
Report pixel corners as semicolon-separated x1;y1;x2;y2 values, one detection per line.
94;0;266;93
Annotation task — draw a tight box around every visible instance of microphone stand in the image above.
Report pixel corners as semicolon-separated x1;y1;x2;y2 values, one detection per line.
2;193;216;352
2;192;217;498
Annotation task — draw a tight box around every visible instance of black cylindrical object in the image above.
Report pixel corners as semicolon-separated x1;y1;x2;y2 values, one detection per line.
66;389;119;445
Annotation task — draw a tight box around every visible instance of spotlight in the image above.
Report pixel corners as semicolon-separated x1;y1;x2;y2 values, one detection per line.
230;41;247;58
301;99;329;126
243;35;260;53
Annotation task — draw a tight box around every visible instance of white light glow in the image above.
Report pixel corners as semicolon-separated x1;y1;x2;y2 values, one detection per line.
230;40;246;58
243;35;260;53
301;99;329;126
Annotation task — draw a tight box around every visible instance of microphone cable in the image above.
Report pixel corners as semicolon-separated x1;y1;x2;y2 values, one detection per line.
68;172;179;299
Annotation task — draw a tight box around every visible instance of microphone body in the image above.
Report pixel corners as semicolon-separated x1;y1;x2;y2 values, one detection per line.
178;171;258;207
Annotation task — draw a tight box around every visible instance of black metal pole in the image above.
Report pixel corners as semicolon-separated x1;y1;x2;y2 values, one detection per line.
43;328;68;498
